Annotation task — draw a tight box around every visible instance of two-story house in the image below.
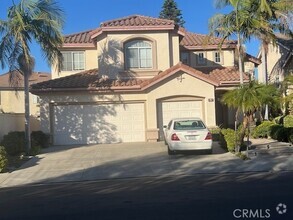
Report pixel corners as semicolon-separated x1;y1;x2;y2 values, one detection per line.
31;15;258;146
258;34;293;84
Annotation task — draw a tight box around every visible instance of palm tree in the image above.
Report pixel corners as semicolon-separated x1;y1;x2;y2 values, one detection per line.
221;81;279;146
249;0;293;119
209;0;264;85
210;0;293;119
0;0;64;155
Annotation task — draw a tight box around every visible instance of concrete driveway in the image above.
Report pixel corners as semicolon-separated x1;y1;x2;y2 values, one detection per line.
0;140;292;187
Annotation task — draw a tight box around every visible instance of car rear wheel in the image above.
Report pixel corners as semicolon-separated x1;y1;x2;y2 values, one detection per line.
168;146;176;155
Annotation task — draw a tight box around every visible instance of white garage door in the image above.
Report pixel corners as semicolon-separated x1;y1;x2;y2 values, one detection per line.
53;103;145;145
158;101;203;139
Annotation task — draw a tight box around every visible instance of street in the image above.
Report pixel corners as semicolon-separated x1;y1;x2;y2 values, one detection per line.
0;171;292;220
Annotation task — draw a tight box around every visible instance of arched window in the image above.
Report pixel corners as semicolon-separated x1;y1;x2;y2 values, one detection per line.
125;40;152;69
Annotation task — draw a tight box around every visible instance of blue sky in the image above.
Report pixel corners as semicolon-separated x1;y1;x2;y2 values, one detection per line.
0;0;260;73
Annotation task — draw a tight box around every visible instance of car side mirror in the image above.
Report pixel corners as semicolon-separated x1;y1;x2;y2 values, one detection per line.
163;125;167;129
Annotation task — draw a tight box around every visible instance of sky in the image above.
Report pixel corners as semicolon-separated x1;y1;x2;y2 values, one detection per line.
0;0;260;73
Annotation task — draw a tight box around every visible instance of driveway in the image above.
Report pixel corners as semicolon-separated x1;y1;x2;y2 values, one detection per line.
0;140;292;187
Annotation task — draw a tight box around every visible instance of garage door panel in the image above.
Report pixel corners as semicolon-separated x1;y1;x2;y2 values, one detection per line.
53;103;145;145
158;100;203;140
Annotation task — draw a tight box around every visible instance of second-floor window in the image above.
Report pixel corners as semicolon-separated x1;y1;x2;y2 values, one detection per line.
214;52;221;64
180;52;190;65
197;52;206;65
125;40;152;69
62;51;85;71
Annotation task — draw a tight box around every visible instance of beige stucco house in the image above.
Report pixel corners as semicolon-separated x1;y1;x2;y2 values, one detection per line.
258;34;293;84
31;15;259;146
0;71;51;116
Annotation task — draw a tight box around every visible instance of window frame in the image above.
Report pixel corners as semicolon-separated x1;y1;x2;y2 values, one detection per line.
214;51;223;64
61;51;85;71
180;52;190;65
196;52;207;66
124;40;153;70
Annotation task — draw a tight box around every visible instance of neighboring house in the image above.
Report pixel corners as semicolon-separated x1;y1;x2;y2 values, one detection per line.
0;71;51;141
31;15;258;146
0;71;51;116
258;34;293;84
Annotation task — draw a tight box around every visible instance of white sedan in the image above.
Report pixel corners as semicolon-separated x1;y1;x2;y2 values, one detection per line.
163;118;213;155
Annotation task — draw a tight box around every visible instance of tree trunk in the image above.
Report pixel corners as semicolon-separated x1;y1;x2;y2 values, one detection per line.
261;44;269;120
237;33;244;85
239;115;249;146
24;72;31;155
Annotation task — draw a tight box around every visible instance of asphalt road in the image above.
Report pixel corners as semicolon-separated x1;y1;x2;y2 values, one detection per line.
0;171;292;220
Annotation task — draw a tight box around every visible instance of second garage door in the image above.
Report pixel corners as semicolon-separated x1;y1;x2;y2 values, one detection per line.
158;100;203;140
53;103;145;145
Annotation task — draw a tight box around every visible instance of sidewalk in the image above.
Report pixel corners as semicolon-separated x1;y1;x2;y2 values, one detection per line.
0;139;292;188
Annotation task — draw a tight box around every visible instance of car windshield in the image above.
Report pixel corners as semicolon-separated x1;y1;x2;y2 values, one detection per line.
173;120;206;130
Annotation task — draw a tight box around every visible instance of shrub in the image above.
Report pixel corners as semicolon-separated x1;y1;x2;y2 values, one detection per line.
251;121;275;138
220;128;238;152
0;146;8;173
270;125;289;142
209;127;221;141
288;128;293;144
29;145;41;156
0;132;25;156
284;115;293;128
31;131;50;148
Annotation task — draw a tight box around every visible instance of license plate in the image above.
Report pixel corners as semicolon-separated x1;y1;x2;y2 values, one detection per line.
185;135;197;140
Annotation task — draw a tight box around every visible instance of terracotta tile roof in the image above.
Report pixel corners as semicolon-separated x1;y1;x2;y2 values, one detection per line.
200;66;250;85
62;15;238;50
180;31;237;49
31;63;221;93
100;15;175;28
140;62;219;89
30;69;148;91
0;71;51;89
63;29;101;47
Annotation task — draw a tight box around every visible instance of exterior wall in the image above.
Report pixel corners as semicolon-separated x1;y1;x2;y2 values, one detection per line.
188;49;235;68
147;72;216;128
52;49;98;79
0;113;40;141
39;71;216;142
52;30;180;79
0;90;40;116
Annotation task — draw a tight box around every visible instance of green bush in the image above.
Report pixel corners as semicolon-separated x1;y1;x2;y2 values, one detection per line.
288;128;293;144
251;121;275;138
31;131;49;148
209;127;221;141
29;145;41;156
270;125;289;142
0;146;8;173
0;131;48;156
0;131;25;156
220;128;238;152
284;115;293;128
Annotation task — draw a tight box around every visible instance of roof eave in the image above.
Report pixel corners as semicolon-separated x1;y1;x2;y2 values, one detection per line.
61;43;96;49
182;45;236;50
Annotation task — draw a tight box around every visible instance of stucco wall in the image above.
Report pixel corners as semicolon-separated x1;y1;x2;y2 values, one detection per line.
0;113;40;141
52;30;180;79
39;70;216;140
0;90;40;116
189;49;235;68
52;49;98;79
